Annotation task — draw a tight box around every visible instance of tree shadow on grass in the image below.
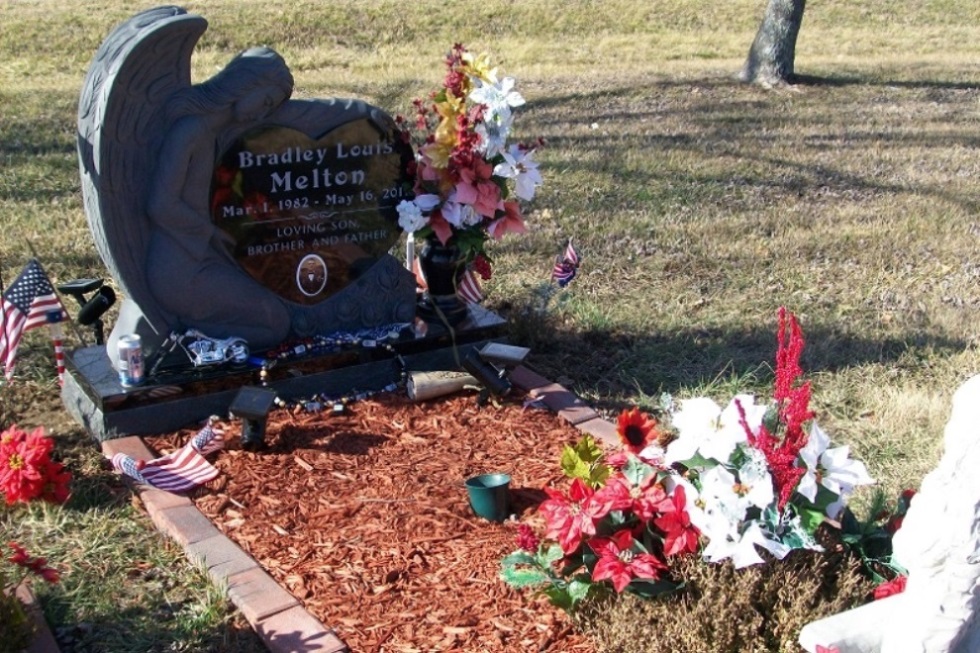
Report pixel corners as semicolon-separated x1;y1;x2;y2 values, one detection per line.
502;306;969;413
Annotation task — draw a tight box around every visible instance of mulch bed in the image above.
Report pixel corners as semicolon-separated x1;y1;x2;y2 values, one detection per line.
144;392;598;653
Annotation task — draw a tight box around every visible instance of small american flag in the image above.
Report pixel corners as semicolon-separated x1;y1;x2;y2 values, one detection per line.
552;239;581;287
110;421;225;493
1;259;68;379
412;257;484;305
456;268;484;305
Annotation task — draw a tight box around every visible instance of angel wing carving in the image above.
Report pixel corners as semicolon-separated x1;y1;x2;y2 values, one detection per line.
77;5;207;344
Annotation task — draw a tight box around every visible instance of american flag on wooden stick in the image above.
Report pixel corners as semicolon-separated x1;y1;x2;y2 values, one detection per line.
552;238;581;287
1;259;69;379
110;421;225;493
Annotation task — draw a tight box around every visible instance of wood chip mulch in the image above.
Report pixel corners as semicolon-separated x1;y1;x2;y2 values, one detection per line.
144;392;598;653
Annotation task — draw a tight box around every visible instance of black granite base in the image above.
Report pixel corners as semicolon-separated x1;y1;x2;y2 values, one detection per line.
62;306;507;440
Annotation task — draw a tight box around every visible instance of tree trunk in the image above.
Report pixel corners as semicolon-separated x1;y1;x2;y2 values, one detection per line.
739;0;806;85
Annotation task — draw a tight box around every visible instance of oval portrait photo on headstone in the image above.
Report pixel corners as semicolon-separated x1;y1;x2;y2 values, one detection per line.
296;254;328;297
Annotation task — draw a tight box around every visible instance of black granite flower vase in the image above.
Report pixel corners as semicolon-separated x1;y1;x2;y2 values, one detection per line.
417;237;469;326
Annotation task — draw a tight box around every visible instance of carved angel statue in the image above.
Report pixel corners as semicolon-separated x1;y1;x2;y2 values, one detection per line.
78;6;413;369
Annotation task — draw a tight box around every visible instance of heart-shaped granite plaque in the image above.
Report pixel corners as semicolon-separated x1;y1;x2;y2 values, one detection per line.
211;119;414;305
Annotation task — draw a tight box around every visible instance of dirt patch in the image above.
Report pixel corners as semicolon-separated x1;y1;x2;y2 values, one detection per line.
145;392;596;653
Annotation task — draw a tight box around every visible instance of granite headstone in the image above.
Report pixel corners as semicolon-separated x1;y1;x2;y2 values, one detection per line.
76;6;416;370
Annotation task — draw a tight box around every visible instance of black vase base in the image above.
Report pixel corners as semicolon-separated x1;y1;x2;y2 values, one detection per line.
418;293;469;327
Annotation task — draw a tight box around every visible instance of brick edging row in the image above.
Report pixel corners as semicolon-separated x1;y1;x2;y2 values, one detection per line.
100;365;618;653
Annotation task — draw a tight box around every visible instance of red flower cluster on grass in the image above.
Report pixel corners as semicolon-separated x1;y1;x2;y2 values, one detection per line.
7;542;59;584
538;463;699;594
0;425;71;505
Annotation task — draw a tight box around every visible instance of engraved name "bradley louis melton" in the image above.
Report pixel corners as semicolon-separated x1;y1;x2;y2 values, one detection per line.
237;142;395;169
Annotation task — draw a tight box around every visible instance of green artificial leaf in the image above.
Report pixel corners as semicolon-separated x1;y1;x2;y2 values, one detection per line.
567;578;593;604
500;551;550;588
542;585;574;612
501;551;538;567
560;436;610;487
762;403;781;434
621;456;654;486
798;504;826;534
541;544;564;566
560;445;593;482
627;577;682;600
500;566;550;589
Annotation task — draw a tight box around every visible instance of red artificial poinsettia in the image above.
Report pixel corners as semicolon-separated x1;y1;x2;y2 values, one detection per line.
589;529;667;593
540;478;608;554
0;425;71;505
595;473;667;523
616;407;658;455
653;485;701;556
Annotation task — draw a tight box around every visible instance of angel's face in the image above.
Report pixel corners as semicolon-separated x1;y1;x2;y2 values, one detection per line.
233;85;289;124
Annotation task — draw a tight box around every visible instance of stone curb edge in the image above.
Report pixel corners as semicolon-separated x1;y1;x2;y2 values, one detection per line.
101;364;617;653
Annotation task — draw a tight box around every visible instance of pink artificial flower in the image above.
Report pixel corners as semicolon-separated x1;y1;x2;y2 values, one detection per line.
589;529;667;593
426;209;455;246
816;646;841;653
604;451;630;469
454;158;500;218
539;478;606;555
487;200;526;240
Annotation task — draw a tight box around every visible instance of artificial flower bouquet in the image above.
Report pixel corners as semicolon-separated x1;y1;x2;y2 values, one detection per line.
502;308;892;615
1;425;70;652
396;43;543;281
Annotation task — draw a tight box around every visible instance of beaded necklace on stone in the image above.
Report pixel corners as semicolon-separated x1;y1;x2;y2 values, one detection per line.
258;322;412;413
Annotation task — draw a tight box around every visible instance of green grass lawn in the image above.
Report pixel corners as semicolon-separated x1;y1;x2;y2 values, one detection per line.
2;1;979;650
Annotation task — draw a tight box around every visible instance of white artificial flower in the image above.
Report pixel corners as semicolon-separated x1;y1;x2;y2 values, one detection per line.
440;198;482;229
797;422;875;506
475;121;510;158
702;520;769;569
493;145;543;201
698;466;749;526
396;199;429;233
736;447;775;512
666;394;763;465
469;76;525;127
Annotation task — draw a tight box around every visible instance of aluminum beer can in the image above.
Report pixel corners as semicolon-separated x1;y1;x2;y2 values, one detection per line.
118;334;144;386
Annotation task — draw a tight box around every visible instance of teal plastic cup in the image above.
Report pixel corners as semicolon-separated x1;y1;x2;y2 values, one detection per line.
465;473;511;522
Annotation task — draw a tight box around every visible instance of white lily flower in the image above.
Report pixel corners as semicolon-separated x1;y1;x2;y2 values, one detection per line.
797;422;875;505
475;121;510;158
493;145;542;201
469;76;525;127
